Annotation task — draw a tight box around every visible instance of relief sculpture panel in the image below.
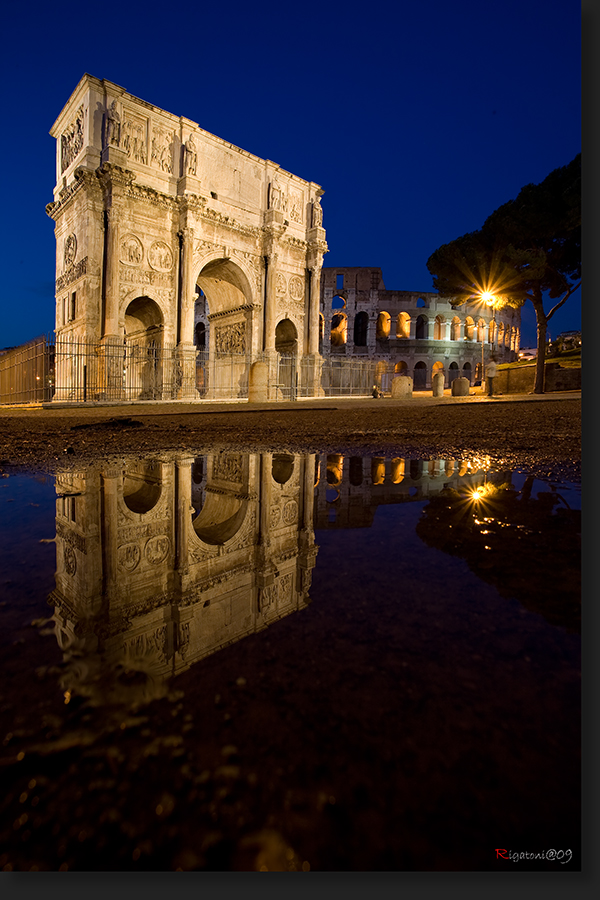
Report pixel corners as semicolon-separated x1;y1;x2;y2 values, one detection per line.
215;322;247;355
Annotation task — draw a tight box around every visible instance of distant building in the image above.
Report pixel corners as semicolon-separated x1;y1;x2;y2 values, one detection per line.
320;267;520;389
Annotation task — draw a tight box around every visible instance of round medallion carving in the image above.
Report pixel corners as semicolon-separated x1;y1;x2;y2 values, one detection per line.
145;535;171;565
289;276;304;301
148;241;174;272
282;500;298;525
118;542;141;572
120;234;144;266
64;234;77;267
63;544;77;576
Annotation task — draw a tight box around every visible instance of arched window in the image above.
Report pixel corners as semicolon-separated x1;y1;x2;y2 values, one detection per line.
415;315;428;340
376;312;391;340
396;312;410;338
477;318;486;342
448;361;459;384
371;458;386;486
465;316;475;340
432;360;444;384
462;362;472;384
330;313;348;347
451;316;461;341
434;315;444;340
349;457;363;486
413;360;427;388
417;297;428;308
353;311;369;346
394;361;408;374
332;295;346;310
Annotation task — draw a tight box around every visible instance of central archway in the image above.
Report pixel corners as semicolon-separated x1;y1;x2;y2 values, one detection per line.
196;258;254;400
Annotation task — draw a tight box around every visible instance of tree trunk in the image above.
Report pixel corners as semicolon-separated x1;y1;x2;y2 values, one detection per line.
532;293;547;394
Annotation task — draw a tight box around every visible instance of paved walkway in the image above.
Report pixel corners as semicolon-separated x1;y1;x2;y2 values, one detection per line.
0;389;581;419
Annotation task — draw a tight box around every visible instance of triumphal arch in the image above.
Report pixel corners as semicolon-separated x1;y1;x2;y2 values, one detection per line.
46;75;328;402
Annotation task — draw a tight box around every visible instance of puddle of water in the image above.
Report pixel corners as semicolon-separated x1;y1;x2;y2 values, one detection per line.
0;453;580;872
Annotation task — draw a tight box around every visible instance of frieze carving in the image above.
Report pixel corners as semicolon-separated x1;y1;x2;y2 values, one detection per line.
118;264;173;288
64;234;77;267
118;542;141;572
122;115;147;164
289;190;303;224
288;276;304;301
56;257;88;293
151;127;174;173
120;234;144;265
118;520;171;543
195;239;218;254
278;572;293;603
282;500;298;525
276;273;287;295
63;544;77;576
213;453;243;483
188;541;218;563
274;549;297;564
61;106;84;173
145;535;170;564
148;241;174;272
215;322;247;355
55;520;87;554
124;625;167;662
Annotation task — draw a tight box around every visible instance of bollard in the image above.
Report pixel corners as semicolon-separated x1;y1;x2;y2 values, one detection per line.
391;375;413;398
248;360;269;402
432;372;445;398
451;376;470;397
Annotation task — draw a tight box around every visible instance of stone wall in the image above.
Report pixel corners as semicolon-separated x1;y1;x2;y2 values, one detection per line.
495;363;581;394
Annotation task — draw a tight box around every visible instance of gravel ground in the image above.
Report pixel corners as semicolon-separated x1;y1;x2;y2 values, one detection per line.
0;393;581;482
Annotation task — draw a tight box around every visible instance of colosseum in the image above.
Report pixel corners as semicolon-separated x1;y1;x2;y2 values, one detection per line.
319;267;520;390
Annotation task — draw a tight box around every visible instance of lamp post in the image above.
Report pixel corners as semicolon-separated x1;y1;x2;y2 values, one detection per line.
479;292;497;393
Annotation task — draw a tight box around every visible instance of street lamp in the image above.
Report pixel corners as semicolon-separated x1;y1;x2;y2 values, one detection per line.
478;291;498;391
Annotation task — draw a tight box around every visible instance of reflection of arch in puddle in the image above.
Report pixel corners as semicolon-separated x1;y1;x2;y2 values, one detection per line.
192;492;248;545
371;458;385;485
326;454;344;486
272;453;295;485
391;458;405;484
122;461;162;513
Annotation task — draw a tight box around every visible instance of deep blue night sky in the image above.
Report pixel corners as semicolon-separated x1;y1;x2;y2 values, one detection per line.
1;0;580;349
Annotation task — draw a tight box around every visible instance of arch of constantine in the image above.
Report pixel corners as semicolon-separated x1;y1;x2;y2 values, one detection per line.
46;75;327;402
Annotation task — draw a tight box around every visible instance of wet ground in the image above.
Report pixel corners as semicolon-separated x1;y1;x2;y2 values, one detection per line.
0;393;581;483
0;444;581;872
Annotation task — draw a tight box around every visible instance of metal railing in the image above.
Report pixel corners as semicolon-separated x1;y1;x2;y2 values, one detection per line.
2;336;391;405
0;336;55;404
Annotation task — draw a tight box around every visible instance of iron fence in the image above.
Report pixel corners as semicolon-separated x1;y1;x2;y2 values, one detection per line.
1;335;392;405
0;336;55;405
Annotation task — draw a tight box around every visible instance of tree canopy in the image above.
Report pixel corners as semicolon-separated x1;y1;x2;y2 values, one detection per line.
426;154;581;393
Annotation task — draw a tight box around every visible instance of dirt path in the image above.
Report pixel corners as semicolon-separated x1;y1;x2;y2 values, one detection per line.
0;393;581;481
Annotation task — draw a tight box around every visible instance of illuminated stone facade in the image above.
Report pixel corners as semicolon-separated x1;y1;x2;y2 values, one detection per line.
46;75;327;401
320;267;520;389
